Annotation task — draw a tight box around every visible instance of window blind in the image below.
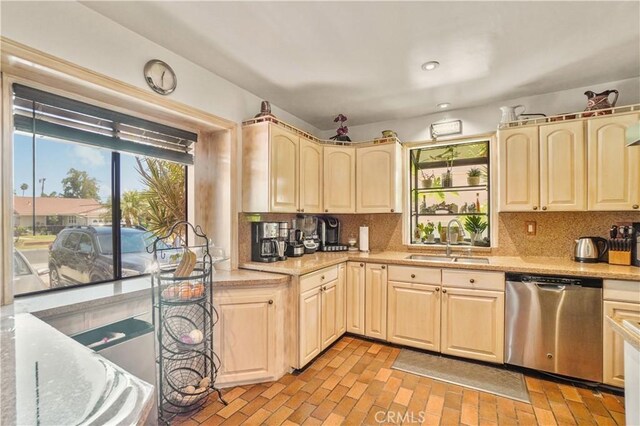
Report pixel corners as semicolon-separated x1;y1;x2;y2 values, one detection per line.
12;84;197;164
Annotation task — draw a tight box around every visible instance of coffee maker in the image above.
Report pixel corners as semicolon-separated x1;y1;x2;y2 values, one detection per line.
317;216;348;252
251;222;279;263
286;220;305;257
297;215;319;254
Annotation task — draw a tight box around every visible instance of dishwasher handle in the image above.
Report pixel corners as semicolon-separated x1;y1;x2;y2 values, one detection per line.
534;283;566;291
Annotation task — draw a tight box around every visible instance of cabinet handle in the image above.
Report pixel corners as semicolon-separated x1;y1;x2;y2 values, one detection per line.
360;263;364;267
542;206;547;211
435;287;440;292
411;274;415;278
633;204;639;209
533;206;538;210
469;279;475;283
268;300;273;304
381;265;386;270
442;289;447;294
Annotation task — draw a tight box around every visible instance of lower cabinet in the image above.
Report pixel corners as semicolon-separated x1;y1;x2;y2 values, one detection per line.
603;300;640;387
214;286;285;386
387;281;441;351
346;261;366;334
365;263;388;340
336;263;347;336
441;287;505;364
298;265;346;367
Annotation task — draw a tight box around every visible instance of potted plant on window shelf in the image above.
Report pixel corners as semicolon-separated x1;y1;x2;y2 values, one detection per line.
467;167;482;186
431;146;458;188
420;170;435;188
417;221;435;243
464;215;488;245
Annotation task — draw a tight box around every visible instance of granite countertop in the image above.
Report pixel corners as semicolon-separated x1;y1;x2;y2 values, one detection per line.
240;251;640;280
0;309;154;425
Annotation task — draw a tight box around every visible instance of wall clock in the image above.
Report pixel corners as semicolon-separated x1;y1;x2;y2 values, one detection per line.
144;59;177;95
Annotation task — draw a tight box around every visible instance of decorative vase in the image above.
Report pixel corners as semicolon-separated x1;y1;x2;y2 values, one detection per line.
470;231;481;245
439;228;447;243
421;178;434;188
467;176;481;186
442;171;453;188
426;234;435;243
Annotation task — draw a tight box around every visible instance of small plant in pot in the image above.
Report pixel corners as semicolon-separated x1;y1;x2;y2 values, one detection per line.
420;170;435;188
464;215;488;245
418;221;435;243
467;167;482;186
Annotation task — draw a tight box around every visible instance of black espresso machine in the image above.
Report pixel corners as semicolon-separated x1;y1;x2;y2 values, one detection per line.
317;216;348;252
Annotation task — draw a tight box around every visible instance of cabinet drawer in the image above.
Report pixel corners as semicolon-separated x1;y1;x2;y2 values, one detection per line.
388;265;441;285
604;280;640;303
300;265;339;293
442;269;505;291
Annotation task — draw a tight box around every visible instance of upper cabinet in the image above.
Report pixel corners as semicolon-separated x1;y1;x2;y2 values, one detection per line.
587;113;640;211
324;146;356;213
242;123;322;213
356;143;403;213
499;111;640;212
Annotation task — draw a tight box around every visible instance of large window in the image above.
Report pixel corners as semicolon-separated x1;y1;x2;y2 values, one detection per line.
409;140;491;247
12;84;195;296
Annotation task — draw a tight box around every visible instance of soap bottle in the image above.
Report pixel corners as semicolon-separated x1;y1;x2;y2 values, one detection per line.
475;193;481;212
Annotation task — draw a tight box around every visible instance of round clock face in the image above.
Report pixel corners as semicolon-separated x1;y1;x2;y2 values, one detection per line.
144;60;177;95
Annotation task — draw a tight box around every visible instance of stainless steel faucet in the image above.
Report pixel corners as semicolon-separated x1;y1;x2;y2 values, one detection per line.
446;218;465;257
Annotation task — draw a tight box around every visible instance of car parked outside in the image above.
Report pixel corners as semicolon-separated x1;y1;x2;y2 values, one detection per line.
13;250;48;294
48;226;174;287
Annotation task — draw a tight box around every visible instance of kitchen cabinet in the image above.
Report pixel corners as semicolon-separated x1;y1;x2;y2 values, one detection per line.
299;137;323;213
298;265;344;367
214;286;284;386
356;142;403;213
387;265;441;351
242;123;322;213
346;261;365;335
539;121;586;211
323;146;356;213
365;263;387;340
498;126;539;212
440;286;505;364
587;113;640;211
603;301;640;387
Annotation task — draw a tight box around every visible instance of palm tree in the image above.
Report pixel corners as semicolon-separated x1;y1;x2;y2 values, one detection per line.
121;191;147;227
20;183;28;196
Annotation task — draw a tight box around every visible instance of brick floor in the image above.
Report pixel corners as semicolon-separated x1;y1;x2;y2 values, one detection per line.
173;336;626;425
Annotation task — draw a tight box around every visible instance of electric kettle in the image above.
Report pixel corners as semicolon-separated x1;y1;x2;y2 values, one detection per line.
574;237;608;263
500;105;526;123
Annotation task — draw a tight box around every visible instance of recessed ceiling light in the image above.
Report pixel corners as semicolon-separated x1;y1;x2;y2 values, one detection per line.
437;102;451;109
421;61;440;71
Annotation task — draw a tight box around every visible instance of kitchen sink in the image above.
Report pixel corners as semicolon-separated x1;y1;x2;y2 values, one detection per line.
406;255;454;262
406;255;490;264
453;257;490;264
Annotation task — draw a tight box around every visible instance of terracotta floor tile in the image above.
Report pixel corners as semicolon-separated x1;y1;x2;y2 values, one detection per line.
321;412;345;425
530;391;552;410
346;381;368;400
222;387;247;402
240;396;270;416
526;376;545;393
353;391;377;414
534;407;559;426
245;408;272;425
282;380;307;396
314;366;336;381
262;383;287;399
327;355;346;369
460;403;479;425
192;400;226;423
462;389;479;407
334;396;357;418
479;401;498;422
382;376;402;394
593;414;617;426
307;387;331;406
220;411;248;426
609;410;625;426
200;414;226;425
440;406;461;425
358;369;377;385
601;394;625;414
279;375;297;386
327;384;350;403
365;380;385;396
559;384;584;403
425;394;445;416
301;378;324;394
287;402;317;424
496;397;516;419
284;391;311;410
264;406;295;426
567;400;596;421
339;372;358;388
217;398;248;419
443;391;462;411
240;385;268;402
263;393;290;412
373;367;393;382
549;400;577;425
421;413;441;426
375;390;397;410
516;409;538;425
393;387;413;406
343;407;367;425
320;374;342;391
311;400;338;421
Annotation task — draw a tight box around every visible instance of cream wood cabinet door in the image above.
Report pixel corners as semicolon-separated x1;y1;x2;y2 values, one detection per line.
214;291;277;385
336;263;347;336
346;261;366;335
323;146;356;213
299;137;323;213
365;263;388;340
321;280;338;348
603;301;640;387
441;287;504;363
270;126;299;212
356;142;403;213
387;281;441;351
539;121;586;211
587;113;640;211
498;126;540;212
299;286;322;367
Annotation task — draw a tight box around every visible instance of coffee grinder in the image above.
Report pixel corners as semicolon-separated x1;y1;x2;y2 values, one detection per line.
251;222;279;263
286;220;305;257
297;215;319;254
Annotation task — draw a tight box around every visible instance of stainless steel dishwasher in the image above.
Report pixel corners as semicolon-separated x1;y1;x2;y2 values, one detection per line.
505;273;603;382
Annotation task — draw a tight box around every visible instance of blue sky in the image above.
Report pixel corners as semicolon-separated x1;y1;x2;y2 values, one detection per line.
14;133;147;201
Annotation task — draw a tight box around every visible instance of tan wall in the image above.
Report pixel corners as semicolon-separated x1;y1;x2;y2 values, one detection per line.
239;211;637;261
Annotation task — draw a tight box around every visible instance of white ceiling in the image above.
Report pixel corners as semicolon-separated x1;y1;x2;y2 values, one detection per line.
83;1;640;130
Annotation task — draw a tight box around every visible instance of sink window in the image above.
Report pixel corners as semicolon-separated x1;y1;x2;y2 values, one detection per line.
408;139;492;247
11;84;194;296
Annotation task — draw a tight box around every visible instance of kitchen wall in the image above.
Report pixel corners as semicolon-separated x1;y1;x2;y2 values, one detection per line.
319;77;640;142
239;211;638;261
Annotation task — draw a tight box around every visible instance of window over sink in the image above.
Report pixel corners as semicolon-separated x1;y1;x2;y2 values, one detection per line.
408;139;492;248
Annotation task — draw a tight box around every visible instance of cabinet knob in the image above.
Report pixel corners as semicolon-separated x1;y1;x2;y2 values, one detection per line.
435;287;440;292
381;265;386;270
391;209;395;213
469;279;475;283
442;289;447;294
323;286;327;291
542;206;547;211
268;300;273;305
301;208;305;212
411;274;416;279
533;206;538;210
360;263;364;267
633;204;639;209
325;209;329;212
321;275;325;280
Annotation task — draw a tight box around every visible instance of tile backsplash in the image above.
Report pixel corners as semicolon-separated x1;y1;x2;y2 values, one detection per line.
239;211;638;261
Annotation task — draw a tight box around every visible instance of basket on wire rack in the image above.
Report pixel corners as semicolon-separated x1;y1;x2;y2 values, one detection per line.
148;221;227;422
